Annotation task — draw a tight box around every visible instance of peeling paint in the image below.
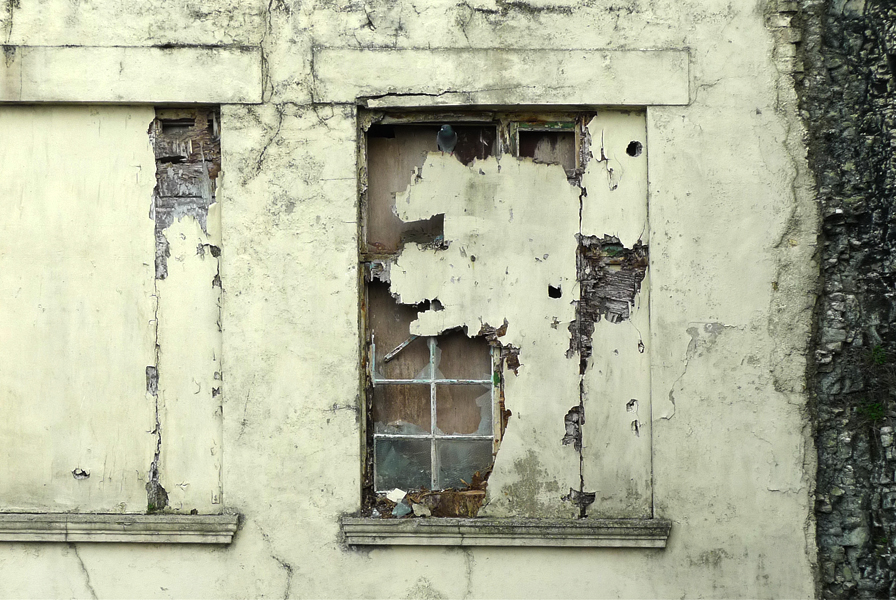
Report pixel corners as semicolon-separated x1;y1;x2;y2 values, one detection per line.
146;107;224;513
364;111;653;519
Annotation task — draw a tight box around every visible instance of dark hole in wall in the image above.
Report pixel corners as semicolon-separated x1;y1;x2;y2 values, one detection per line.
450;125;497;166
626;141;643;157
548;284;562;298
400;214;445;247
367;125;396;138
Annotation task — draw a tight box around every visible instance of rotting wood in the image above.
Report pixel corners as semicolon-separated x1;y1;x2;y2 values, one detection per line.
568;234;648;363
149;107;222;280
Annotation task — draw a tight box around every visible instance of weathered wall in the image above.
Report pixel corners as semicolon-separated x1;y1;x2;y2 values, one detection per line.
797;0;896;597
0;0;819;598
0;106;157;512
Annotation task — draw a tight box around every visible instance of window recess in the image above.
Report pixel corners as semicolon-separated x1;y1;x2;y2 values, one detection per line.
356;110;661;538
359;112;582;518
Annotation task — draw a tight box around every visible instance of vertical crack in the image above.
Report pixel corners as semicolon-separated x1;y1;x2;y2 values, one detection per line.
146;136;167;512
146;289;167;512
258;524;295;600
3;0;18;45
69;544;98;600
573;117;591;517
143;108;221;513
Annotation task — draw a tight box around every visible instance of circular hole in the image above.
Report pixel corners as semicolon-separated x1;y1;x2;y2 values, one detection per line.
626;141;643;157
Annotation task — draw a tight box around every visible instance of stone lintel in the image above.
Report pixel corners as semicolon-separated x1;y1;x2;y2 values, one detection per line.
313;48;690;107
0;46;262;104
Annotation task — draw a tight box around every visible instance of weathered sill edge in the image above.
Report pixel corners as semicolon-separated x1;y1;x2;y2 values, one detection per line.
0;513;239;544
342;517;671;548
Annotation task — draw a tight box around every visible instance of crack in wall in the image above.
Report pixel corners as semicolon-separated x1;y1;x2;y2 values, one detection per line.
146;293;167;512
562;115;649;516
69;544;98;600
244;103;285;184
258;523;296;600
2;0;17;45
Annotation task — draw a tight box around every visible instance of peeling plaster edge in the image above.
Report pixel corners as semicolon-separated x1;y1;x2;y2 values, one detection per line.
342;517;670;548
0;513;239;544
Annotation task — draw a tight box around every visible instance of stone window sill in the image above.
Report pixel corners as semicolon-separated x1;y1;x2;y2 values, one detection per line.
0;513;239;544
342;517;671;548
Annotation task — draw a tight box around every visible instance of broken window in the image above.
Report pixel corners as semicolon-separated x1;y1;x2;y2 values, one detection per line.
360;110;651;523
360;113;594;517
362;118;502;516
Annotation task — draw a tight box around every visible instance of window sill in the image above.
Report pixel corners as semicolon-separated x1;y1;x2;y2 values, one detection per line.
0;513;239;544
342;517;671;548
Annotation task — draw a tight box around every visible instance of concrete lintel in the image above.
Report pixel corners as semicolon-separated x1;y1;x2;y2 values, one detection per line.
342;517;671;547
0;46;262;104
0;513;239;544
313;48;689;107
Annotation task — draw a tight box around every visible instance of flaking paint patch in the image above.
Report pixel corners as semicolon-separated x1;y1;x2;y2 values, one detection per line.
389;153;580;518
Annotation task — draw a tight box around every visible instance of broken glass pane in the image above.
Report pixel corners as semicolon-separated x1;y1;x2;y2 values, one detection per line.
436;385;491;436
372;385;431;434
436;440;493;489
375;438;432;491
437;331;491;380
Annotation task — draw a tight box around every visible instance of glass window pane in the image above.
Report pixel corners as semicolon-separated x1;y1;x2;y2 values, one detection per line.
436;384;491;435
437;331;491;380
437;440;494;490
375;438;432;491
372;384;431;434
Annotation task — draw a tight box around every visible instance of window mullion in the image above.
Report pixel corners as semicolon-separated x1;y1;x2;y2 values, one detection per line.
429;337;438;490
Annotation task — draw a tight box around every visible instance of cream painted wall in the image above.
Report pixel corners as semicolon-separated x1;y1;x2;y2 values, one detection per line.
0;0;817;598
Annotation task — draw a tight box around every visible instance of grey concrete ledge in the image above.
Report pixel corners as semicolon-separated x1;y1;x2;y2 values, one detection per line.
313;48;689;107
342;517;671;547
0;513;239;544
0;46;263;104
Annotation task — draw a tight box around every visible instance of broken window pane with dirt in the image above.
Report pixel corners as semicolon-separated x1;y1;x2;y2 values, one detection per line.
436;385;491;436
372;385;431;435
437;439;494;489
374;438;431;491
